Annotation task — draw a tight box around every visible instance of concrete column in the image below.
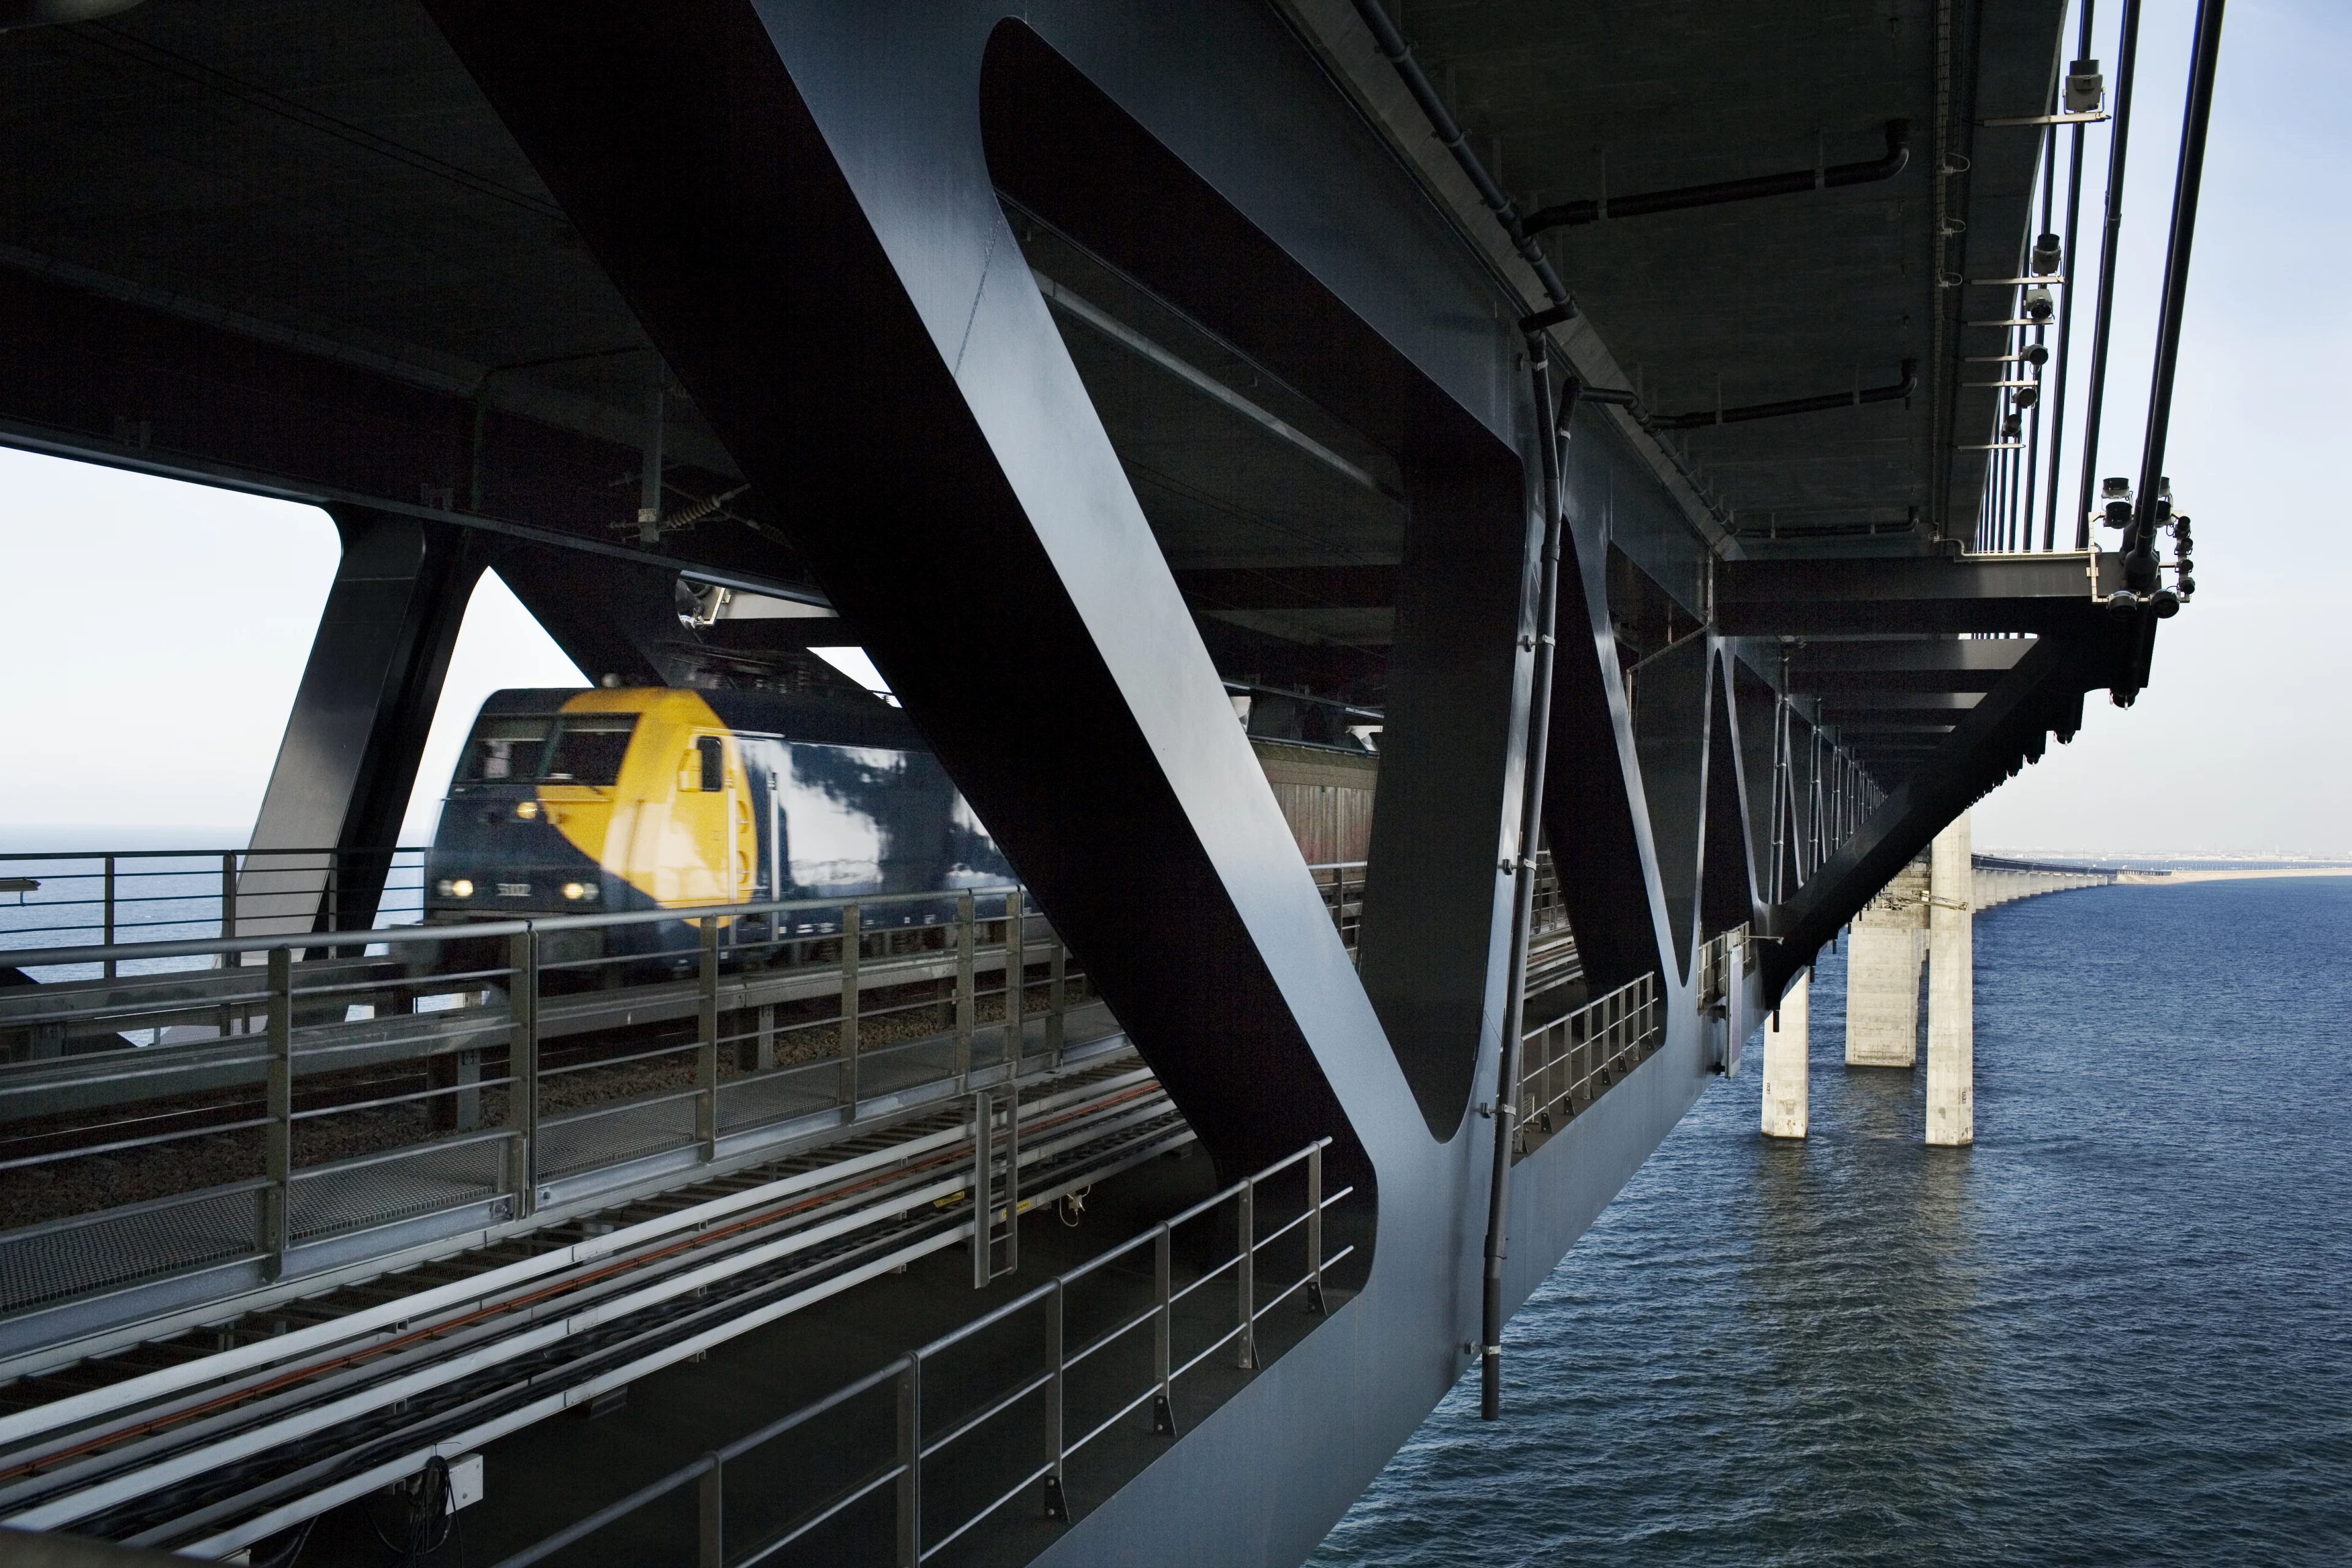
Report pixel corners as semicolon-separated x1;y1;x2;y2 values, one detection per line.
1761;971;1809;1139
1926;812;1973;1147
1845;851;1929;1065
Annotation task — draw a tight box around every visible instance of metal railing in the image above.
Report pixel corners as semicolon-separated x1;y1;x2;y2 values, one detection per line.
1310;853;1578;992
491;1139;1352;1568
0;846;429;963
1514;973;1662;1157
1695;925;1747;1016
0;886;1102;1330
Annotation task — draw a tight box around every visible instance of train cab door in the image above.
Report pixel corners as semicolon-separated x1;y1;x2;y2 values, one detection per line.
676;732;756;905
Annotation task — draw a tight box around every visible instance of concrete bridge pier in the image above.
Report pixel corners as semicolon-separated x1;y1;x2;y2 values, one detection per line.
1844;852;1929;1066
1762;971;1810;1139
1926;813;1975;1147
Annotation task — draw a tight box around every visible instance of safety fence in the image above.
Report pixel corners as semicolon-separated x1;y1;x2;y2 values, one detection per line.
489;1140;1351;1568
1514;973;1663;1158
1695;925;1746;1017
0;887;1102;1329
0;846;428;961
1310;851;1579;992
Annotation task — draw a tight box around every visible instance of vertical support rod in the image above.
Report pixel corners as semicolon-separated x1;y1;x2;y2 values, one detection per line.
510;929;540;1216
839;903;861;1118
971;1089;993;1290
1003;888;1025;1069
1306;1141;1327;1315
1767;694;1789;906
221;851;238;943
2073;0;2145;547
1152;1224;1175;1436
953;892;974;1090
1046;932;1066;1071
2043;0;2097;548
697;1453;723;1568
1482;345;1570;1422
2127;0;2227;590
263;947;292;1277
102;854;116;980
1005;1082;1020;1278
895;1356;920;1568
698;918;720;1158
1042;1279;1068;1521
1236;1177;1259;1370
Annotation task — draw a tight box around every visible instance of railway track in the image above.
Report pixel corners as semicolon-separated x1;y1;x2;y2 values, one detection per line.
0;1059;1184;1558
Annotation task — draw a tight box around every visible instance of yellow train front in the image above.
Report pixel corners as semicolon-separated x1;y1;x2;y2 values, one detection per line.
423;686;1016;970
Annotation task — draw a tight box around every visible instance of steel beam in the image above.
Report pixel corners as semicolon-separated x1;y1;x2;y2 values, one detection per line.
1719;552;2120;635
418;9;1736;1566
239;508;484;937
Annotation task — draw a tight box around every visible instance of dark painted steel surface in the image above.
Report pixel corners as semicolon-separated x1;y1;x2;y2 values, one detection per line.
410;5;1757;1562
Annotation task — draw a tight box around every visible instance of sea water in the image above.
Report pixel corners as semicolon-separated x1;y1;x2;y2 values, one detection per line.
1315;877;2352;1566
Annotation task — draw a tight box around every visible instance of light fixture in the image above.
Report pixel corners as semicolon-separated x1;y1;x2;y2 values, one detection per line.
440;878;475;899
562;882;596;901
514;800;540;821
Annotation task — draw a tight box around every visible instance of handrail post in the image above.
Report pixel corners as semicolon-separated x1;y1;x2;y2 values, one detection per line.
510;929;540;1218
1046;930;1066;1071
1306;1142;1327;1315
839;903;861;1120
697;1452;723;1568
1042;1278;1069;1521
1152;1224;1176;1436
262;946;292;1279
953;891;974;1091
1003;888;1025;1070
1005;1082;1020;1277
221;851;238;943
895;1355;921;1568
1236;1178;1259;1369
102;854;116;979
970;1088;993;1289
698;918;720;1159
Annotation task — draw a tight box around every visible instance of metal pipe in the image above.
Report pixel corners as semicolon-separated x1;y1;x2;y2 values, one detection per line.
1480;344;1570;1421
1577;360;1917;432
2072;0;2144;548
2128;0;2228;590
2043;0;2095;549
1349;0;1575;314
1524;121;1910;233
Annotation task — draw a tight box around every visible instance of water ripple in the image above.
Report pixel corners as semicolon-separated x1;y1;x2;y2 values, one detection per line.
1314;879;2352;1566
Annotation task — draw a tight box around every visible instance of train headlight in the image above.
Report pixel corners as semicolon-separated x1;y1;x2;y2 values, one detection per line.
514;800;540;821
441;878;475;899
561;881;595;901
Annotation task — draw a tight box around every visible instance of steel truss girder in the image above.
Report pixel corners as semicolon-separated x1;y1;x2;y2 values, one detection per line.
419;4;1749;1562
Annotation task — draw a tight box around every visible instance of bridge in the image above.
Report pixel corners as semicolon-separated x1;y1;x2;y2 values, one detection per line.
0;0;2222;1562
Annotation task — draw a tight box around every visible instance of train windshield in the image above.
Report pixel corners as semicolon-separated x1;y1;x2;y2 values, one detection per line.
543;714;639;785
461;716;554;782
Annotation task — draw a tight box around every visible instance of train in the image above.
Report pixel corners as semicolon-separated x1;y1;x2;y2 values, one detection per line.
422;686;1016;970
422;683;1381;972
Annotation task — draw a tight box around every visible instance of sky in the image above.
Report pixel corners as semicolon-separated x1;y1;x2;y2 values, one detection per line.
0;0;2340;858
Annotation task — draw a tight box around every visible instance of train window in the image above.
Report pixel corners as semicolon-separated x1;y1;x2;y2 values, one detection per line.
696;735;726;792
462;717;553;782
543;715;638;786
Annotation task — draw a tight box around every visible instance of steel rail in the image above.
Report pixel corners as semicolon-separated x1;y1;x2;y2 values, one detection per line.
0;1065;1161;1457
26;1102;1188;1548
165;1120;1191;1559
